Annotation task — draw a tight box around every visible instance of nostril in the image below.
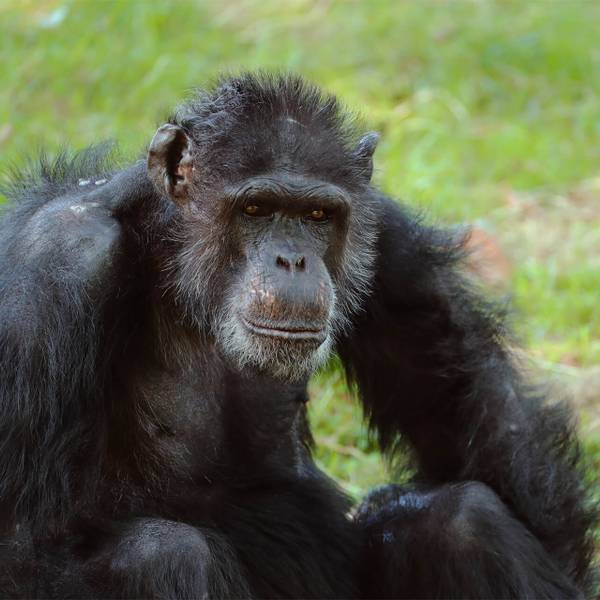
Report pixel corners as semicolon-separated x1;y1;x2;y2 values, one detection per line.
295;256;306;271
276;255;291;270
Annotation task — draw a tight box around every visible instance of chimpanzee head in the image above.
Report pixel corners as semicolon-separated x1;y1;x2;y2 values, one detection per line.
147;73;380;381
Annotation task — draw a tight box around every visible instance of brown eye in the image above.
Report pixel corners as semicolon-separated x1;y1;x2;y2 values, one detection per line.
243;203;273;218
307;208;328;222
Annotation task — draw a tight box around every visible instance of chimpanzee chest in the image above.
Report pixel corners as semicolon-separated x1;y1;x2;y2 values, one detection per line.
128;365;310;486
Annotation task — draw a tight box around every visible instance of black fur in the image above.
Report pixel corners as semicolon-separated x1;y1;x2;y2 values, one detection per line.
0;73;596;599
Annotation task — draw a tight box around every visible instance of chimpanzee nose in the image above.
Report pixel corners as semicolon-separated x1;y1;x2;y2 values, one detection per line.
276;254;306;272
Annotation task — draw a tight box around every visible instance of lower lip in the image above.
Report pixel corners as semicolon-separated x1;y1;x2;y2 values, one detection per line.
241;317;326;342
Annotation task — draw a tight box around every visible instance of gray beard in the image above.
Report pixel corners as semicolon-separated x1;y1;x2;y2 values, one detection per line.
215;298;335;382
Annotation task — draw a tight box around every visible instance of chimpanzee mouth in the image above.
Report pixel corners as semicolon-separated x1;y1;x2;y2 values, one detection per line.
241;317;327;343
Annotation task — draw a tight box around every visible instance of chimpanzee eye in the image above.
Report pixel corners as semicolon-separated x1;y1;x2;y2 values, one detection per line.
306;208;328;222
243;203;272;217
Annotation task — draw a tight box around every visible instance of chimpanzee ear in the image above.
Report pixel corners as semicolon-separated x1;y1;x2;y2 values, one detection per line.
353;131;380;182
147;124;194;204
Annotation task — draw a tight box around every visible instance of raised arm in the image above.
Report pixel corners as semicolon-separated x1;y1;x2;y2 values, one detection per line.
338;194;597;588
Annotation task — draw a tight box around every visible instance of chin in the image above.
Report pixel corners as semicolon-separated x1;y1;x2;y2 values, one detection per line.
217;313;333;382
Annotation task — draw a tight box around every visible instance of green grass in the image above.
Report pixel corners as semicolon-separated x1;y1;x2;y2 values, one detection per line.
1;0;598;496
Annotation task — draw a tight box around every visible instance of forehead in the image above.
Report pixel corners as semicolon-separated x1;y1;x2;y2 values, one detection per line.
202;115;357;186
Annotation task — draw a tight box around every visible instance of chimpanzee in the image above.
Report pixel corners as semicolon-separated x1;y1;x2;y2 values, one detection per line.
0;73;596;599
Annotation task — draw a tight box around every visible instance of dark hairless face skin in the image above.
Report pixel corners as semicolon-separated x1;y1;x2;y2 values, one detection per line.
0;73;596;599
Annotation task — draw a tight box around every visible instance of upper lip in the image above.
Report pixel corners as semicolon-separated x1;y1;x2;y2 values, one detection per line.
242;317;326;341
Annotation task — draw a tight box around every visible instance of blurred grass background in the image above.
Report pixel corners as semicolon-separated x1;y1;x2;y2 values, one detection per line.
1;0;599;499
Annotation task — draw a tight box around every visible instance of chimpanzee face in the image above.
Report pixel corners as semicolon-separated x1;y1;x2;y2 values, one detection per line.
147;85;379;381
213;173;351;380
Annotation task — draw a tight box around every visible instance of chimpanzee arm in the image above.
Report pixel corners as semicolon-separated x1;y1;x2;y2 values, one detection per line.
0;149;151;531
338;194;597;588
